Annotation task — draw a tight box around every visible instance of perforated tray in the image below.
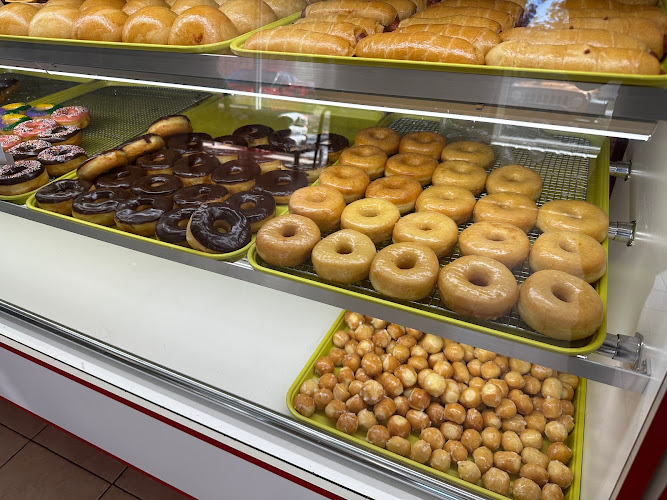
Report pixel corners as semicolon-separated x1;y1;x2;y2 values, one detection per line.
0;72;82;104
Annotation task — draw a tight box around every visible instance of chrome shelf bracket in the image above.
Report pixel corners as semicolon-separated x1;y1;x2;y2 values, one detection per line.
609;221;636;246
597;333;648;374
609;161;631;180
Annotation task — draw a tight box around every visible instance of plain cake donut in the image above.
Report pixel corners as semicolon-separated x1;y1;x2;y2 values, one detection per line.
438;255;519;320
339;145;387;180
473;193;537;233
312;229;377;284
459;221;530;269
399;131;446;159
517;269;604;341
355;127;401;156
256;214;321;267
416;185;476;225
392;212;458;258
340;198;400;244
441;141;495;169
319;165;370;204
385;153;438;186
529;231;606;283
288;185;346;233
432;160;487;196
537;200;608;243
486;164;543;201
365;175;422;215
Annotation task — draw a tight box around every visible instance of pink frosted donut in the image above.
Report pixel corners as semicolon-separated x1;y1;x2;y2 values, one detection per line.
0;135;21;152
13;118;57;140
52;106;91;129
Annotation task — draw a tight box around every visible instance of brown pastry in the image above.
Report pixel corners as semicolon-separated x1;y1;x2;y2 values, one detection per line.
168;6;239;45
0;3;40;36
219;0;279;34
28;5;78;38
122;6;177;44
74;8;128;41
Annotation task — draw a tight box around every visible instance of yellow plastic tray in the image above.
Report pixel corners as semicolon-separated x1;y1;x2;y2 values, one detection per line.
0;14;299;54
248;114;609;356
231;5;667;88
287;311;586;500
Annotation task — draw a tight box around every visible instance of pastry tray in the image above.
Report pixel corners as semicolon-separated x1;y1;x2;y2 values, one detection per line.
248;113;609;356
287;311;585;500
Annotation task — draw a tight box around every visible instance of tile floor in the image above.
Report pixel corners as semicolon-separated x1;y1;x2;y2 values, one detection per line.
0;397;191;500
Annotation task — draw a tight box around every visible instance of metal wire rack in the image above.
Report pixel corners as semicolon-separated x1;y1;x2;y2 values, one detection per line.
0;73;79;104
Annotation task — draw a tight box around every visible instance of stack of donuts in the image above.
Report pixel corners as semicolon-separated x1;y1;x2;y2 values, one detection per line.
0;0;312;46
255;124;608;342
244;0;664;75
293;311;581;500
0;102;90;196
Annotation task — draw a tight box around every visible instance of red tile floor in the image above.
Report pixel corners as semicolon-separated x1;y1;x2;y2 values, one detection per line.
0;397;191;500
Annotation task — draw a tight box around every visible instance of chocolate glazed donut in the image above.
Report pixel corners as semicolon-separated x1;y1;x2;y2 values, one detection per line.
211;135;248;148
156;207;197;245
114;196;174;236
307;133;349;164
211;158;262;194
166;132;212;155
222;191;276;232
136;149;182;175
172;152;219;186
186;203;252;253
36;179;93;208
7;139;51;160
232;124;274;146
131;174;183;198
72;188;130;226
173;184;229;208
269;129;307;151
95;166;145;190
253;169;308;204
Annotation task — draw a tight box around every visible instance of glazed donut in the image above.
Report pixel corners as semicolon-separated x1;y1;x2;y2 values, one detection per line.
115;196;174;236
338;145;387;180
222;191;276;232
131;173;183;198
147;115;193;138
459;221;530;269
233;124;274;147
6;139;51;161
319;165;370;204
537;200;608;243
392;212;458;258
173;152;219;186
95;166;144;192
307;133;350;165
38;125;82;146
340;198;400;244
13;118;57;141
369;242;440;301
518;269;604;340
432;160;487;196
256;214;321;267
166;132;212;155
35;178;93;215
0;160;49;196
37;145;87;177
0;135;21;152
72;187;130;226
119;133;165;163
355;127;400;156
210;158;260;193
312;229;376;284
173;184;229;208
473;193;538;233
438;255;519;320
529;231;606;283
385;153;438;186
288;186;346;233
122;6;176;44
441;141;495;169
253;169;309;204
486;164;543;201
51;106;91;129
156;207;196;246
168;6;239;45
416;185;476;225
186;203;252;253
136;149;182;175
399;131;446;159
365;175;422;215
77;150;128;182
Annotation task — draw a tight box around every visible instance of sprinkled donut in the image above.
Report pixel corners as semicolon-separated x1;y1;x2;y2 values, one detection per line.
38;125;82;146
13;118;57;140
0;135;21;152
52;106;91;129
6;139;51;161
0;160;49;196
37;145;88;176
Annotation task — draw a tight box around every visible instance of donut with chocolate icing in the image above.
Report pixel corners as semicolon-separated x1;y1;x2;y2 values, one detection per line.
38;125;82;146
95;166;145;191
0;160;49;196
114;195;174;236
268;129;307;151
206;135;248;163
211;158;262;194
136;149;181;175
307;133;349;164
78;150;128;181
35;178;93;215
249;144;289;173
253;169;308;205
166;132;212;155
172;152;219;186
6;139;51;161
233;124;274;146
147;114;192;138
186;203;252;254
156;207;197;246
173;184;229;208
72;187;130;226
222;191;276;232
119;133;165;163
131;173;183;198
37;145;88;176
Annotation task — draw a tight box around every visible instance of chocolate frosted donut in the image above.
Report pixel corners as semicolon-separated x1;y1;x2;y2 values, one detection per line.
203;135;248;163
156;207;197;245
269;129;307;151
136;149;182;175
222;191;276;232
7;139;51;160
308;133;349;163
0;160;49;195
233;124;274;146
72;187;130;226
35;178;93;215
186;203;252;254
95;166;145;190
114;196;174;236
38;125;81;146
253;169;308;204
166;132;213;155
131;174;183;198
211;159;262;194
173;184;229;208
37;145;88;177
248;144;292;172
172;152;219;186
212;135;248;148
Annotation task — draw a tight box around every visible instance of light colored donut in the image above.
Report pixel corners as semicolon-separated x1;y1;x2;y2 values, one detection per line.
440;141;495;169
518;269;604;340
529;231;606;283
255;214;321;267
537;200;608;242
459;221;530;269
355;127;400;155
370;242;440;301
486;164;543;201
431;160;487;195
473;193;537;233
392;212;458;258
385;153;438;186
399;131;446;159
365;175;423;215
318;165;370;204
288;185;346;233
311;229;376;284
338;145;387;180
438;255;519;320
341;198;400;244
416;185;476;225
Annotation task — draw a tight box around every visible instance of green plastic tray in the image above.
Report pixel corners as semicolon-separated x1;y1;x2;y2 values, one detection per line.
287;311;585;500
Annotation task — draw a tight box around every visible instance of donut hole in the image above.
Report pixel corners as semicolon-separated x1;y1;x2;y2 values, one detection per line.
93;197;111;204
309;192;327;204
240;201;256;210
277;180;290;186
506;174;522;183
136;204;152;212
468;271;490;287
485;232;505;242
359;205;380;218
177;219;189;228
214;220;231;234
551;284;573;303
438;194;455;201
418;223;434;232
396;254;417;270
335;242;354;255
281;224;297;238
151;181;166;188
558;240;577;253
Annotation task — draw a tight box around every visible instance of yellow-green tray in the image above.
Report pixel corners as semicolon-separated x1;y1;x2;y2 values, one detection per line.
248;113;609;356
287;311;586;500
0;14;299;54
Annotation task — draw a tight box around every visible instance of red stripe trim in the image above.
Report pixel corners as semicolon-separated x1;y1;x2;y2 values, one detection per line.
0;341;344;500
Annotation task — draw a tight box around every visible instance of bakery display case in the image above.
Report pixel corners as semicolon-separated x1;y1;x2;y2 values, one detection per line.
1;1;666;499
